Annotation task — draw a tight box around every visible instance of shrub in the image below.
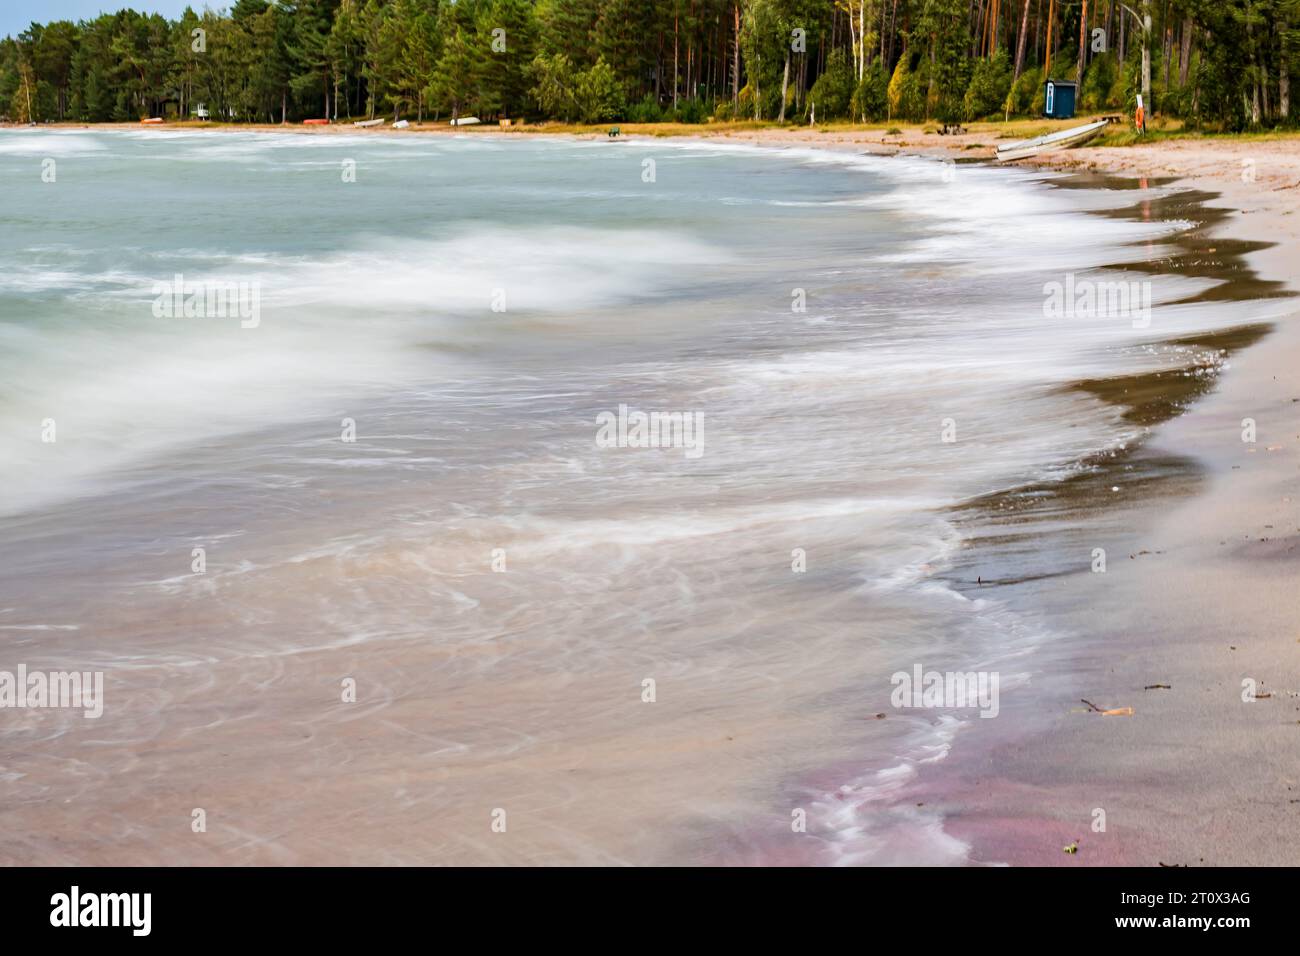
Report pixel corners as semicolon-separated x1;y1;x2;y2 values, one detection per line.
964;51;1012;120
626;94;662;123
736;83;758;119
809;49;855;119
1004;65;1041;116
1079;55;1116;111
851;64;889;122
529;52;577;121
574;58;624;123
887;54;925;121
670;97;708;124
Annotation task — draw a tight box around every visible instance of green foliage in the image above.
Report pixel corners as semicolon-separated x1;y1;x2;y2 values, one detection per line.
809;48;854;119
0;0;1296;130
429;21;476;121
626;92;663;122
1079;53;1116;111
529;51;577;120
964;50;1011;120
887;53;924;121
668;97;709;123
735;82;758;120
477;0;538;119
573;56;623;122
850;63;889;122
1005;65;1037;117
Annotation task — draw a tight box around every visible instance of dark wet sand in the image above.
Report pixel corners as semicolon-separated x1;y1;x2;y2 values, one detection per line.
937;175;1300;866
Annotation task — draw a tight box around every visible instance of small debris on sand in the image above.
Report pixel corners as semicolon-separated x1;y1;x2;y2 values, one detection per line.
1081;699;1135;716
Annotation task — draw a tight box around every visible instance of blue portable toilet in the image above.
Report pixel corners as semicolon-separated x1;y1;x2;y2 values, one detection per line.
1044;80;1077;119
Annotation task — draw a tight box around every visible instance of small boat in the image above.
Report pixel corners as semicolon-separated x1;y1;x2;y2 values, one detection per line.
140;117;164;124
353;118;385;128
995;119;1108;162
449;116;480;127
392;120;410;129
302;118;330;125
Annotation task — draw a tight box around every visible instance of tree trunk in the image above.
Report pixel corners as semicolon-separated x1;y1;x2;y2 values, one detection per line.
858;0;865;80
1170;21;1180;93
1246;15;1260;124
673;14;679;110
779;49;790;122
847;6;858;80
1178;16;1192;87
1281;17;1291;119
886;0;900;70
1076;0;1089;85
880;0;888;63
1044;0;1055;77
1140;0;1151;112
732;5;740;110
1012;0;1030;80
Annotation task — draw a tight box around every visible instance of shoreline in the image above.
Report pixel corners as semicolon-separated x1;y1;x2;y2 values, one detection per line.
939;181;1299;865
645;129;1300;864
4;123;1296;865
595;124;1298;863
692;128;1300;864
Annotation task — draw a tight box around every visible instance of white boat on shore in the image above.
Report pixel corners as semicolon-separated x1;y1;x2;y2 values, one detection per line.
995;119;1109;162
353;118;385;128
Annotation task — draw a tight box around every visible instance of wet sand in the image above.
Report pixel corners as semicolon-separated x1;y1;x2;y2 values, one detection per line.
914;169;1297;865
664;129;1300;863
946;195;1300;866
681;129;1300;864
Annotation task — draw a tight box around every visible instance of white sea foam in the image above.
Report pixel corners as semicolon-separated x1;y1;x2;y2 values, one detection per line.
0;132;107;155
0;223;733;514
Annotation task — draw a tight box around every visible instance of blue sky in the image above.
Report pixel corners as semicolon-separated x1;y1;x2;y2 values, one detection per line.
2;2;209;39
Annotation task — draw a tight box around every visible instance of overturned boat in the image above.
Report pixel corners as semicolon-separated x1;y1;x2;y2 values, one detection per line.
995;119;1109;162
